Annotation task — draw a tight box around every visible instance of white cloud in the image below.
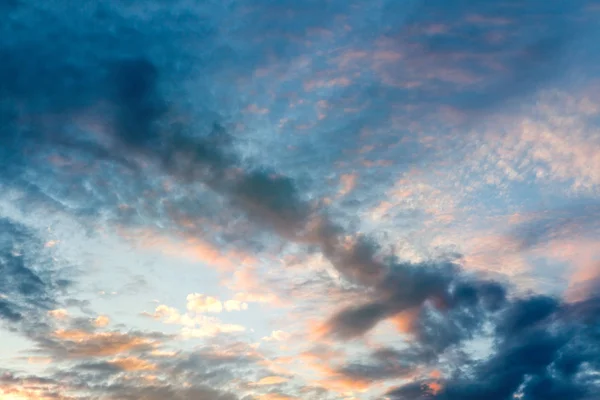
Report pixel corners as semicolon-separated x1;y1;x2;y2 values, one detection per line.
262;330;291;342
181;316;246;338
152;305;182;324
224;299;248;311
186;293;223;313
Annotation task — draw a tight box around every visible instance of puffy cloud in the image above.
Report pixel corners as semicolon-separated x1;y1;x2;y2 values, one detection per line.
93;315;110;328
262;330;291;342
149;298;246;338
186;293;223;314
151;304;182;324
224;300;248;312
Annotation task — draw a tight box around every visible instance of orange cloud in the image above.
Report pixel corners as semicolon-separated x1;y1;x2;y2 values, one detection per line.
54;330;156;357
256;394;299;400
0;387;58;400
465;91;600;191
0;376;71;400
223;266;280;306
429;370;442;379
314;364;372;394
427;381;443;395
48;309;69;320
108;357;157;371
27;357;52;365
255;376;289;386
93;315;110;328
119;228;256;273
389;307;420;334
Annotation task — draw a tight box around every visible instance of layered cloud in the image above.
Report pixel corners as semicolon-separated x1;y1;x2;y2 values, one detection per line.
1;0;600;399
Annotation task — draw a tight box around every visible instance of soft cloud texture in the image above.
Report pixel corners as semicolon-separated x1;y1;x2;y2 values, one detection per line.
1;1;600;399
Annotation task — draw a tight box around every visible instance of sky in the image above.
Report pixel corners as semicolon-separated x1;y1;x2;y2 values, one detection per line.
1;0;600;399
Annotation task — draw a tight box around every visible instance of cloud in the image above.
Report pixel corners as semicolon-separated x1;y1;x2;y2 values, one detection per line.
187;293;224;314
0;367;241;400
262;330;291;342
320;259;460;339
107;356;157;371
2;2;600;400
0;218;70;327
19;12;590;395
389;0;593;114
150;304;182;324
93;315;110;328
338;173;358;197
99;385;239;400
386;381;439;400
181;318;246;338
335;347;423;383
509;202;600;251
505;203;600;298
379;290;600;400
148;298;247;338
224;300;248;312
256;395;299;400
255;376;289;386
48;309;69;320
122;228;255;273
48;329;158;357
311;224;598;399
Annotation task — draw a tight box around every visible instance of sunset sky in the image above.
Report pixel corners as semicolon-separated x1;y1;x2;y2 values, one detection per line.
1;1;600;399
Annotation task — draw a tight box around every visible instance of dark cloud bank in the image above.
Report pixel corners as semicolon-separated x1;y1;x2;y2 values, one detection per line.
1;1;599;399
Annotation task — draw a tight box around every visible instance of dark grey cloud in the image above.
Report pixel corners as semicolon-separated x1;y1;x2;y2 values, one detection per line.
323;231;598;400
336;347;431;384
386;381;438;400
323;260;506;343
380;291;600;400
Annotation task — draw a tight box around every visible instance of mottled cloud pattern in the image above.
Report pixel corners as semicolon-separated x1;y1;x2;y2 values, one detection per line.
1;0;600;399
